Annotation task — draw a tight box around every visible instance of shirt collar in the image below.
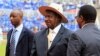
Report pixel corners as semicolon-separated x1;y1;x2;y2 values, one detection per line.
82;23;95;29
49;24;62;34
13;24;23;32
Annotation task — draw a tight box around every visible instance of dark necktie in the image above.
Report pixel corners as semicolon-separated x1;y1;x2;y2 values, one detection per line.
10;29;17;56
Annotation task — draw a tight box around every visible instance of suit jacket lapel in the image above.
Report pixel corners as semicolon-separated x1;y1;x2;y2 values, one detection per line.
7;29;13;46
38;29;48;54
8;29;13;41
49;26;65;50
42;29;48;51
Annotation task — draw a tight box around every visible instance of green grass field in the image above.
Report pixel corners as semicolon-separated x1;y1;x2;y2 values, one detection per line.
0;40;6;56
0;33;7;56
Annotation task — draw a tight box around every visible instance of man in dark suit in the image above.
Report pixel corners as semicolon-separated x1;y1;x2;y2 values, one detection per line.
67;5;100;56
5;9;34;56
30;3;74;56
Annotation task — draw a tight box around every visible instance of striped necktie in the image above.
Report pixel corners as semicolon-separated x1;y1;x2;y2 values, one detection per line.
10;29;17;56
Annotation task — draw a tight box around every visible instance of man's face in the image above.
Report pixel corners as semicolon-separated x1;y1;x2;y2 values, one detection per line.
10;11;22;27
44;12;60;29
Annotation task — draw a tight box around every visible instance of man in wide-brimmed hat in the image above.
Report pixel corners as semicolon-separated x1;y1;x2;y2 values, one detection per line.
30;3;74;56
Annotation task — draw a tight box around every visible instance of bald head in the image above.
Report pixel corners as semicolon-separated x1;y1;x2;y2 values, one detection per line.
10;9;23;19
10;9;23;28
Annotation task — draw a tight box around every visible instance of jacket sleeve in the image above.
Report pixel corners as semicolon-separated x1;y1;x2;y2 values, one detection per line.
67;33;84;56
28;31;35;56
30;34;37;56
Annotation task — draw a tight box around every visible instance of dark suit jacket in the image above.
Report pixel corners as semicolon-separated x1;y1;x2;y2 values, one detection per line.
31;25;73;56
6;27;34;56
67;23;100;56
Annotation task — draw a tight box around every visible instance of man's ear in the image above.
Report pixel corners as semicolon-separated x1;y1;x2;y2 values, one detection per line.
80;15;84;22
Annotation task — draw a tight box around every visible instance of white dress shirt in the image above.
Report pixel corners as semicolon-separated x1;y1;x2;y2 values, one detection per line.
48;24;61;48
10;24;23;53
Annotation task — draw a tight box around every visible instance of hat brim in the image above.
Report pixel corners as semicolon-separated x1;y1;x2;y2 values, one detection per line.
39;6;68;23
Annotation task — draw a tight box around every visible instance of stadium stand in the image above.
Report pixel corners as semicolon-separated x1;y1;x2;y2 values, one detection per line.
0;0;79;33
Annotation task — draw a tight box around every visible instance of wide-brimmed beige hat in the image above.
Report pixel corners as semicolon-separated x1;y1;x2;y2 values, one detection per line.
39;3;68;23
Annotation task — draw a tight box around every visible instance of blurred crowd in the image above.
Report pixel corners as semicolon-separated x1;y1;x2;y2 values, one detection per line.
0;0;99;41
